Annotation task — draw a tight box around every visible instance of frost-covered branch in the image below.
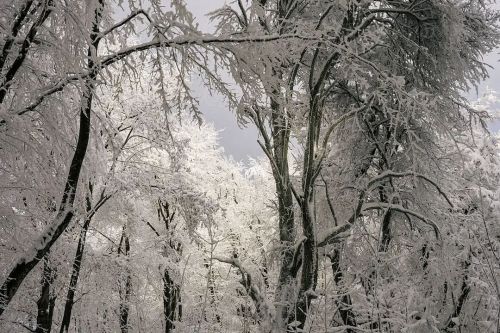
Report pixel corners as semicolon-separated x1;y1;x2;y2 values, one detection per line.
212;255;274;328
365;171;453;207
316;100;374;170
367;8;437;22
317;224;352;248
98;10;150;38
2;32;318;124
362;202;441;240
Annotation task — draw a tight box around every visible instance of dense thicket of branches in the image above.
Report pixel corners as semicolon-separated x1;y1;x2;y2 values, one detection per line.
0;0;499;332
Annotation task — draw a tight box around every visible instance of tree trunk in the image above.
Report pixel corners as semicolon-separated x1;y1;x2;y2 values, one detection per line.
0;0;103;318
35;254;56;333
444;252;471;331
163;269;181;333
156;200;183;331
329;249;356;332
59;216;92;333
248;1;297;328
292;198;318;330
119;227;132;333
287;90;325;330
60;186;110;333
271;110;296;329
378;210;393;253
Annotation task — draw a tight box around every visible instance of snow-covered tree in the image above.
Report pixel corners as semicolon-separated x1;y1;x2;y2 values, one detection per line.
1;0;500;332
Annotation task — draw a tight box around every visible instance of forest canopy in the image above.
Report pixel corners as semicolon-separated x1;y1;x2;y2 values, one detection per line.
0;0;500;332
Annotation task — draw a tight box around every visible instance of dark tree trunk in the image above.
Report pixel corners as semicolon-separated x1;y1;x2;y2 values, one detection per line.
0;0;103;318
329;250;356;332
378;209;393;253
163;269;181;333
269;86;297;330
292;199;318;330
119;227;132;333
248;2;297;328
59;217;91;333
35;254;56;333
156;200;183;332
59;186;110;333
290;95;322;330
444;252;471;332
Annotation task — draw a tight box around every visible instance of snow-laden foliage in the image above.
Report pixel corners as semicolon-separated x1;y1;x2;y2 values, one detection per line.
0;0;499;333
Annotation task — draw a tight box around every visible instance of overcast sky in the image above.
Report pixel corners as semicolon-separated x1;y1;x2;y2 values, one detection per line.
184;0;262;163
184;1;500;163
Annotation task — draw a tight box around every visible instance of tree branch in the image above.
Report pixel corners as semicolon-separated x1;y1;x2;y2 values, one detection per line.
362;202;440;240
2;32;318;125
365;171;453;207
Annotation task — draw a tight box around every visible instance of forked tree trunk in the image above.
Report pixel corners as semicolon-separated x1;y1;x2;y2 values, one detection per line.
271;104;296;328
246;1;297;329
289;95;323;330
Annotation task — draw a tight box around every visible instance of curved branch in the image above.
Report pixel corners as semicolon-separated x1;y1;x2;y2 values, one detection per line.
2;32;317;125
212;255;274;327
362;202;440;240
366;171;453;207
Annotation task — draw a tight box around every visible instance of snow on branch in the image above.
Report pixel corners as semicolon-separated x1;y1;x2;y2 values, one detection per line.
367;8;437;22
362;202;441;240
365;171;453;207
3;32;318;125
317;224;352;248
212;255;274;325
289;236;306;277
315;99;374;170
98;10;151;38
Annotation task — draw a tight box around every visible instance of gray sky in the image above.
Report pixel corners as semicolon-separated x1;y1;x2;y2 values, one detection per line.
185;0;262;163
185;1;500;163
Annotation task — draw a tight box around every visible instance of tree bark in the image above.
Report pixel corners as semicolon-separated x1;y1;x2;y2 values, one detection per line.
59;186;110;333
289;95;322;330
329;250;356;332
444;252;471;332
35;254;56;333
156;200;182;332
0;0;103;318
247;2;297;328
119;226;132;333
271;97;297;328
163;269;181;333
59;217;91;333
